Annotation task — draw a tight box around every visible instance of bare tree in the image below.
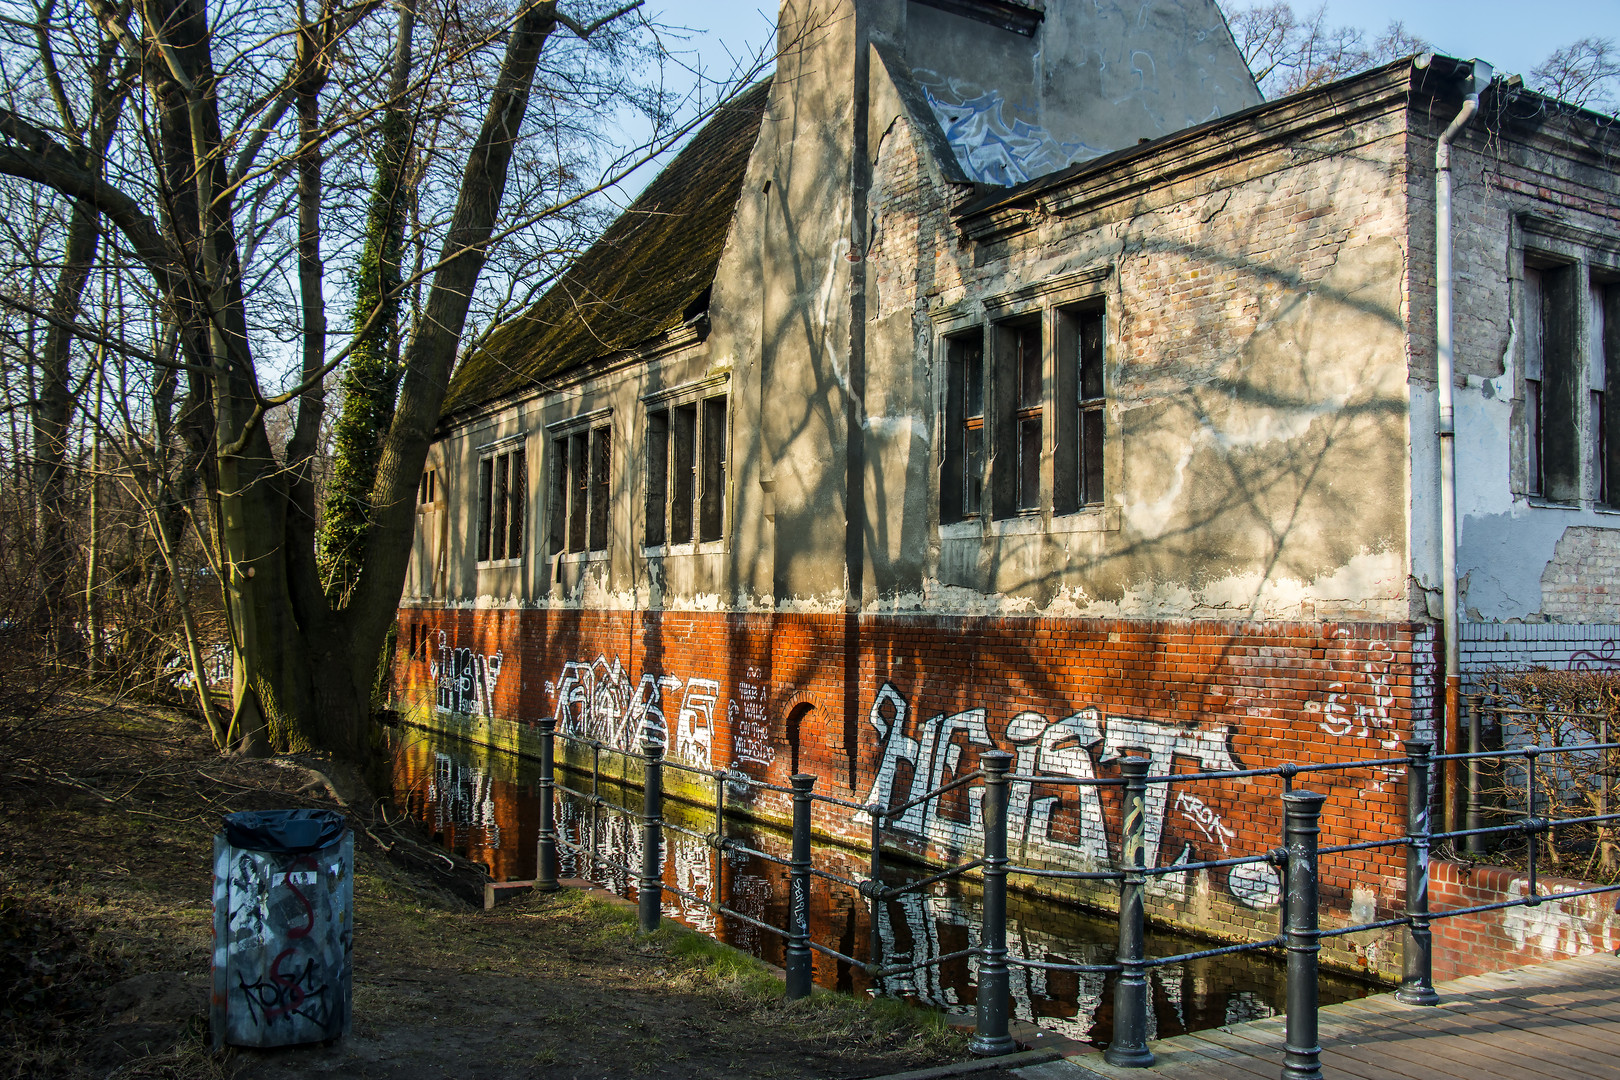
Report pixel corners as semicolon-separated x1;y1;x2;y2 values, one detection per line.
1225;2;1427;99
0;0;768;760
1531;37;1620;114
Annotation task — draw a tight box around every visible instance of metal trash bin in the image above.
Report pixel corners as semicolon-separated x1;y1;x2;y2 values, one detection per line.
210;808;353;1049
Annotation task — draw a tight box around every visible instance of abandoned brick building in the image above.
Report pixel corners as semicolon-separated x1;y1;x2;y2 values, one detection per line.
392;0;1620;977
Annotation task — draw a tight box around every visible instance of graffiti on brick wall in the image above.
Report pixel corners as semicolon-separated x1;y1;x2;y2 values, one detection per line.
1571;640;1620;670
858;682;1280;909
1319;647;1399;748
1501;879;1619;956
729;667;775;770
1318;644;1404;790
544;653;719;769
429;631;503;717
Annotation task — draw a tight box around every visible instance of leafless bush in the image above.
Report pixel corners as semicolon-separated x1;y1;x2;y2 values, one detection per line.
1476;668;1620;877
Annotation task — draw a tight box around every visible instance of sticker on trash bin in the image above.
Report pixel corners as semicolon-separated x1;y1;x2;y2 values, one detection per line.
286;870;318;886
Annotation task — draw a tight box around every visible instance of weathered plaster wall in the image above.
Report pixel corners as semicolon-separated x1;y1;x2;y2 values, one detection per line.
407;334;725;610
903;0;1260;185
860;70;1416;621
1405;84;1620;628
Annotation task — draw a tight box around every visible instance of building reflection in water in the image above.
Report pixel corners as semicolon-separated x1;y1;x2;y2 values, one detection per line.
390;726;1370;1046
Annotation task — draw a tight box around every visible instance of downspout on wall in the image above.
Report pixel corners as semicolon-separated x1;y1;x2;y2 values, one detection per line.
1433;55;1493;828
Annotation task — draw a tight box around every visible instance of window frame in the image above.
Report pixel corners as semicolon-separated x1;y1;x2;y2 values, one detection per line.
474;437;528;568
643;374;731;553
544;409;613;560
1516;216;1620;510
933;266;1112;531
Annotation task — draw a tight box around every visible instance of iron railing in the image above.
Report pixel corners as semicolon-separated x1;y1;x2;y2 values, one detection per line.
526;717;1620;1077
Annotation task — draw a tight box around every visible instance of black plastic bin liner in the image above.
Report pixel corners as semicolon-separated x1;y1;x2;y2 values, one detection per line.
222;808;347;854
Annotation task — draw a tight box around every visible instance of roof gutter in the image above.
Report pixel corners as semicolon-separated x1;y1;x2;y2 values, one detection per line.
1430;54;1492;825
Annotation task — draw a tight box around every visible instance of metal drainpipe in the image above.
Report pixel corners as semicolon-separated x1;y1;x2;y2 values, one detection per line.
1434;56;1492;828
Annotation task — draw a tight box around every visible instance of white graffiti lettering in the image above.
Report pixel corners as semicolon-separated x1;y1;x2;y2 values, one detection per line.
676;679;720;770
862;682;1273;908
429;631;503;717
545;653;714;768
730;671;775;769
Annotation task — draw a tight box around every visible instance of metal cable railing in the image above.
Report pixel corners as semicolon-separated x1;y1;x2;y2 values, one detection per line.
526;716;1620;1072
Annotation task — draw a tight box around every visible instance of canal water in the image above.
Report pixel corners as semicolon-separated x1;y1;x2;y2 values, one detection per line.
388;723;1375;1047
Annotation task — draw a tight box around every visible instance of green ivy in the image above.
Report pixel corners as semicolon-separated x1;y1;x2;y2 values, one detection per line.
318;108;410;604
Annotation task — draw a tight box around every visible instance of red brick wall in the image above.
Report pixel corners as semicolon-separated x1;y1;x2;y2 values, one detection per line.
394;606;1438;974
1430;860;1620;980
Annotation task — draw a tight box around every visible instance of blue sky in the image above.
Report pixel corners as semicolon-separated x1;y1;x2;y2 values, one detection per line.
600;2;1617;203
650;0;1619;89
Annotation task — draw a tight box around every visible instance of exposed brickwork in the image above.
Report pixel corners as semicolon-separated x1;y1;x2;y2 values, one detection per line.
1430;859;1620;981
1541;528;1620;622
395;604;1438;978
1458;621;1620;694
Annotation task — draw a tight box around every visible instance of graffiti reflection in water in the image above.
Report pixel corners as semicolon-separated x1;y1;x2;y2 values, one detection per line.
389;728;1371;1046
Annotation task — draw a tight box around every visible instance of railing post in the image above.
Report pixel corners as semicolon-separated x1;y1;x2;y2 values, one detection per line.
1397;740;1438;1006
971;750;1017;1057
590;740;602;883
867;803;885;991
638;734;665;934
1466;695;1486;857
536;718;560;892
786;773;816;1000
1282;789;1326;1080
1105;756;1155;1068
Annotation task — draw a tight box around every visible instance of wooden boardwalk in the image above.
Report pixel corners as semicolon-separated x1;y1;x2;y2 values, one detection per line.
1019;954;1620;1080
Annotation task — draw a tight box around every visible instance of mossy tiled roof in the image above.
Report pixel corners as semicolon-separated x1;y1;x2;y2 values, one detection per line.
442;79;771;417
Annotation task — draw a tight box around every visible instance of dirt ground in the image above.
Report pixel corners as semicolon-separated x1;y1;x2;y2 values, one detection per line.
0;698;966;1079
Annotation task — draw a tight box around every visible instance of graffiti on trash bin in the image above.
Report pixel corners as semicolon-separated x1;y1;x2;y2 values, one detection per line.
214;838;351;1047
233;856;335;1027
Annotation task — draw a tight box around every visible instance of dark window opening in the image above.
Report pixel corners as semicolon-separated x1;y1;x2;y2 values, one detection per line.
945;303;1104;523
1069;304;1108;511
419;468;437;505
992;320;1041;517
477;447;525;563
589;426;610;551
1528;262;1582;502
647;393;728;547
700;396;727;542
551;425;610;555
941;331;984;523
1601;279;1620;508
1016;323;1042;510
646;411;668;547
787;701;815;775
671;403;697;543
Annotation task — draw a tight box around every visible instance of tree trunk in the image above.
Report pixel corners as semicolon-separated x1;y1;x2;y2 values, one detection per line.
33;201;98;661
